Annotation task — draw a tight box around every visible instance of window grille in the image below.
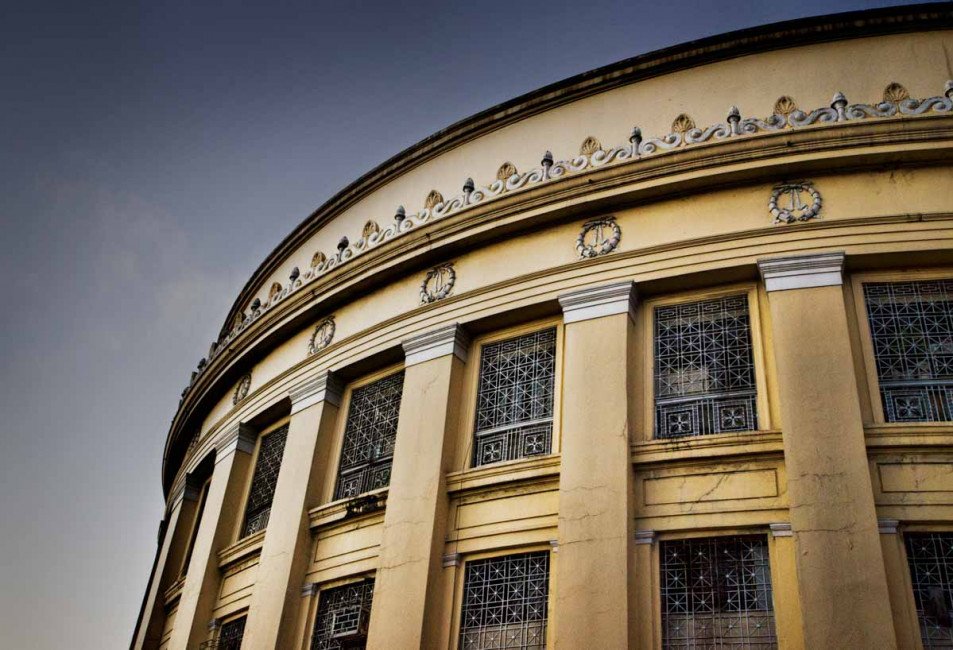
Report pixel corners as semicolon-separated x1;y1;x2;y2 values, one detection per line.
661;535;777;649
905;532;953;648
654;295;758;438
201;615;246;649
863;280;953;422
334;372;404;500
473;328;556;467
240;424;288;538
459;551;550;650
310;580;375;650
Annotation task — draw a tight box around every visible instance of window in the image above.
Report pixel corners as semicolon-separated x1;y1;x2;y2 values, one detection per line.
180;476;212;576
654;294;758;438
310;580;375;650
201;615;246;649
472;328;557;467
660;535;777;649
334;371;404;500
458;551;550;650
863;280;953;422
240;424;288;538
905;532;953;648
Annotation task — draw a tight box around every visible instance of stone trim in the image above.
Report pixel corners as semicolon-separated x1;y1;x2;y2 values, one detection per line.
217;422;257;458
879;518;900;535
442;553;462;568
549;540;559;553
758;251;845;292
559;281;637;324
403;323;470;367
301;582;320;598
634;530;657;545
770;522;793;537
290;370;345;414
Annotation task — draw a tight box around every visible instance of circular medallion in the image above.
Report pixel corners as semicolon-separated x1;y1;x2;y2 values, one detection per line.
420;263;456;304
307;316;336;355
576;216;622;258
769;182;822;224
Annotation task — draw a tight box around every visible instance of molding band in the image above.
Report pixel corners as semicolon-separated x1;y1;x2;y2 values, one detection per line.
217;422;257;458
770;522;793;537
290;369;344;414
403;323;470;367
758;251;845;292
559;281;637;324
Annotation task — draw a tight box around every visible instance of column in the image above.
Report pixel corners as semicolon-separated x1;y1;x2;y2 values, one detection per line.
166;424;256;650
365;324;468;649
132;478;199;650
555;281;637;649
758;252;897;648
768;523;805;650
634;531;657;650
879;519;921;649
242;371;343;648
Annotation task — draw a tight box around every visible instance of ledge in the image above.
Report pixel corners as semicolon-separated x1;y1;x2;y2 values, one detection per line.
631;430;784;465
865;422;953;449
446;454;561;496
216;529;266;569
163;575;185;607
307;488;389;532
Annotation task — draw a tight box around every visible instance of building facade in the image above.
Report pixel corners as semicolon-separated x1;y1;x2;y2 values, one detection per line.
131;6;953;649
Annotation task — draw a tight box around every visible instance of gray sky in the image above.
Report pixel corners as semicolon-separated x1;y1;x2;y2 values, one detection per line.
0;1;923;647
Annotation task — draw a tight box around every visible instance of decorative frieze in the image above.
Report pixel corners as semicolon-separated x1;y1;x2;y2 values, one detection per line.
183;81;953;402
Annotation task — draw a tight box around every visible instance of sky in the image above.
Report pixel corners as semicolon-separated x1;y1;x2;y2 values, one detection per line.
0;0;926;647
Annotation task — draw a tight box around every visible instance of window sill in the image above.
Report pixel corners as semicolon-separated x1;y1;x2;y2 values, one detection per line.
163;575;186;606
446;454;561;496
865;422;953;447
217;529;266;569
308;487;388;532
631;430;783;465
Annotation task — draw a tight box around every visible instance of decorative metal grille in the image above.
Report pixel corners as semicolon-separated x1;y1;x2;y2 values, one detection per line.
334;372;404;500
661;535;777;649
905;532;953;647
863;281;953;422
310;580;375;650
240;425;288;538
654;295;758;438
459;551;549;650
201;616;246;650
473;329;556;467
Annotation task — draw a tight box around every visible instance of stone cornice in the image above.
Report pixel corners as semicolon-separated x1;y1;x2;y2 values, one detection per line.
222;5;953;342
290;370;344;414
216;422;257;457
559;281;637;324
402;323;470;367
758;251;845;292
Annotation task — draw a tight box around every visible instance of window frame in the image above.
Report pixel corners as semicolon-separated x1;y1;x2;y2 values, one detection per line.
210;610;248;650
457;317;564;472
448;545;555;650
640;283;772;443
323;363;406;504
851;269;953;426
304;574;377;650
233;416;291;542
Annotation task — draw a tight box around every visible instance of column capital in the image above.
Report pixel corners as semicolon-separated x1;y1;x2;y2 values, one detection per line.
442;553;461;568
770;522;793;537
402;323;470;367
558;281;637;324
758;251;845;292
878;518;900;534
290;369;344;414
301;582;320;598
217;422;257;457
634;530;657;545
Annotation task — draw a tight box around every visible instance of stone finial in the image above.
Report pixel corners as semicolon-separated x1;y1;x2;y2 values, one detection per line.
541;151;553;168
946;80;953;99
831;91;847;108
289;267;300;282
395;205;406;223
727;106;740;123
250;298;261;312
462;177;474;193
337;236;349;252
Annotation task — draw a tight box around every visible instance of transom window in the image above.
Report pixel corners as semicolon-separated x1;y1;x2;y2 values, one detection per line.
334;371;404;500
310;579;375;650
661;535;777;649
459;551;550;650
654;295;758;438
905;532;953;648
472;328;556;467
240;424;288;538
863;280;953;422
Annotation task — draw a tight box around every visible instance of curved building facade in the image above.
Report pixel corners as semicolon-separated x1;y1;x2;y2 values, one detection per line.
133;6;953;649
